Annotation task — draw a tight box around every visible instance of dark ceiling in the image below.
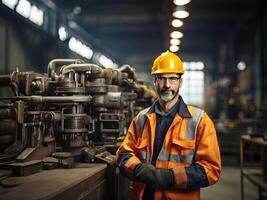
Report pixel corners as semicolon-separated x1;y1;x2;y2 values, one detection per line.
51;0;261;73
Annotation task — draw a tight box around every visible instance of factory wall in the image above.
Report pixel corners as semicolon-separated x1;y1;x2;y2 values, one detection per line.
0;15;58;75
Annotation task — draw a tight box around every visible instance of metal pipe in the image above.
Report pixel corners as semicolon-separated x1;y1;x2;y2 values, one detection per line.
47;59;84;80
0;95;92;103
118;64;137;81
60;63;103;75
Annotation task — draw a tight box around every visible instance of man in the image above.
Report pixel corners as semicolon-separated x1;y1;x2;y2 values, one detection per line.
116;51;221;200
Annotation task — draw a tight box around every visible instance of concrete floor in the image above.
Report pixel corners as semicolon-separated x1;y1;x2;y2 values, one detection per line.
201;166;259;200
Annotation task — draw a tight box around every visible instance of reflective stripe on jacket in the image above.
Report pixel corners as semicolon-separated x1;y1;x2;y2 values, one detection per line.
116;104;221;200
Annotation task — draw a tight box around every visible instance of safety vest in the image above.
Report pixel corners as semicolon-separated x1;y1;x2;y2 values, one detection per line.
129;105;204;200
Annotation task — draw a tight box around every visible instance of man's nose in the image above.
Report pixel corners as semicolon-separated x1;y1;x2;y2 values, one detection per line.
163;78;171;87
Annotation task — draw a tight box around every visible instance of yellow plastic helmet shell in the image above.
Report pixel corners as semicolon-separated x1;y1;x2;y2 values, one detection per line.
151;51;184;75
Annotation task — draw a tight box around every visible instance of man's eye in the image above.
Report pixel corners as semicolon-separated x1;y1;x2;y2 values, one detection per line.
156;76;180;82
169;77;179;81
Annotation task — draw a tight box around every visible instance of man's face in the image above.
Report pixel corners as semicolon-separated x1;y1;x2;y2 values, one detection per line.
153;73;182;103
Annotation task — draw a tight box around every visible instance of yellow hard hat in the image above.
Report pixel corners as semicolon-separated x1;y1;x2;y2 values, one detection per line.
151;51;184;75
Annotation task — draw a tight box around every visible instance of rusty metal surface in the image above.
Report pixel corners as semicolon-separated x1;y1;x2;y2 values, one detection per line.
0;120;16;133
0;163;107;200
42;157;59;170
52;152;75;168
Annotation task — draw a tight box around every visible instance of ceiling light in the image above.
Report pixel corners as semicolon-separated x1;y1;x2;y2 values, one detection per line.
237;61;246;71
16;0;31;18
29;5;44;26
99;54;118;68
58;26;68;41
173;6;189;19
170;31;183;39
170;45;180;52
171;19;183;27
73;6;82;15
2;0;18;9
173;0;191;6
14;0;44;26
170;38;181;46
68;37;93;59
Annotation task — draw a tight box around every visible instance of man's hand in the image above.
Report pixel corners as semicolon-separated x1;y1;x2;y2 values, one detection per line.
134;163;174;189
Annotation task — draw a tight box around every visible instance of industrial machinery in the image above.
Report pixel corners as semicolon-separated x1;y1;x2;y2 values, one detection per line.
0;59;156;200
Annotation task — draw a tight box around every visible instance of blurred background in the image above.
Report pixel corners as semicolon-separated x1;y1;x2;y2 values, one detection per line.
0;0;267;199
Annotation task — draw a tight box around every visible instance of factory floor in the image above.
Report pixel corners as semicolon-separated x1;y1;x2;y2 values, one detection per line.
201;166;259;200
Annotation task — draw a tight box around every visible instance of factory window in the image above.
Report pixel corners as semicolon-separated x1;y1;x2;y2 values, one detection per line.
180;62;204;107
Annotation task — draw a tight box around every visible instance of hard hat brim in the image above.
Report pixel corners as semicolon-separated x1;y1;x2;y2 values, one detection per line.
151;69;184;75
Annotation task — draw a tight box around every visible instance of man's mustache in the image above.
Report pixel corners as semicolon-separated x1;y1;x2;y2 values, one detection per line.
160;88;174;94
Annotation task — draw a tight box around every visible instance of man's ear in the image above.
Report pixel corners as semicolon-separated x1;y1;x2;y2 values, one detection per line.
179;78;183;88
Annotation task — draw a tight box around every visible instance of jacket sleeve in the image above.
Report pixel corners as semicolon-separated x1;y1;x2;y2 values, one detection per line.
172;112;221;190
116;117;142;179
189;112;221;189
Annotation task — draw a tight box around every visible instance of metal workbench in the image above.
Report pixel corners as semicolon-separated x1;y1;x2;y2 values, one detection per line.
240;135;267;200
0;163;107;200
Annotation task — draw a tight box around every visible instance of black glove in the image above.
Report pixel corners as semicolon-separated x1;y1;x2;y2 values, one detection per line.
134;163;174;189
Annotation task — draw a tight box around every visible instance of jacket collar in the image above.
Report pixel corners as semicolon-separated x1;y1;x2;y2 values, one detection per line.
149;96;191;118
178;96;191;118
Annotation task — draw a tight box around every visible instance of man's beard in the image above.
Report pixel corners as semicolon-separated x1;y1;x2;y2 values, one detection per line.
157;87;179;102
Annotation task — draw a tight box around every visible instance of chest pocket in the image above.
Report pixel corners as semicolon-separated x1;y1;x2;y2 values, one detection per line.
171;138;195;163
169;107;203;163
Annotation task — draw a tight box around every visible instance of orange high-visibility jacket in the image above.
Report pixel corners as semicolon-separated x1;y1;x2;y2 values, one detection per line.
116;103;221;200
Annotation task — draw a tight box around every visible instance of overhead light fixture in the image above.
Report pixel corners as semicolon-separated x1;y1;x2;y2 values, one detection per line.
170;38;181;46
73;6;82;15
171;19;183;27
170;31;183;39
173;0;191;6
29;5;44;26
58;26;68;41
173;6;189;19
5;0;45;26
237;61;246;71
98;54;118;68
16;0;31;18
2;0;18;9
170;45;180;52
68;37;93;59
